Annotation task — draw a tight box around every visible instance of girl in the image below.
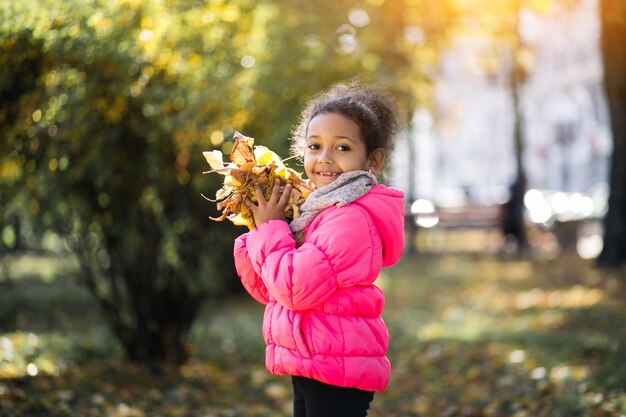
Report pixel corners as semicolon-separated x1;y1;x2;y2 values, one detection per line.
233;82;405;417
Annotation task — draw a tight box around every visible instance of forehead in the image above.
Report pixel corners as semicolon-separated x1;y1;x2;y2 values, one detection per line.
306;112;361;138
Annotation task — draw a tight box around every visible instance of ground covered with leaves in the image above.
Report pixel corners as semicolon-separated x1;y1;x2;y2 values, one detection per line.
1;251;626;416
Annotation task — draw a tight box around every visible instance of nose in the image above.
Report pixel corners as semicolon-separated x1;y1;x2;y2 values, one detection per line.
318;148;333;164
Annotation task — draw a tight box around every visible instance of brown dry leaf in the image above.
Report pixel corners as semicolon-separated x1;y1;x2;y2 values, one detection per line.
229;133;256;170
203;132;313;230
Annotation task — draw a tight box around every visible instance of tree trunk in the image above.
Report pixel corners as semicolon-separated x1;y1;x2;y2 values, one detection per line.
505;2;529;252
71;198;210;365
405;110;418;254
110;278;205;364
597;0;626;267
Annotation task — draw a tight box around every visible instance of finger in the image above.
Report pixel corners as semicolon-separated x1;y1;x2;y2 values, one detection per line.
244;198;257;213
253;183;265;205
278;184;292;207
269;179;282;203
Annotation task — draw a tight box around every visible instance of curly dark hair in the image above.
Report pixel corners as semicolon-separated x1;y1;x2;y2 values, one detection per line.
290;81;400;163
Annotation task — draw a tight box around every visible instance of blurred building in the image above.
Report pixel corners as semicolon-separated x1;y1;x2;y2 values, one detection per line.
390;0;611;208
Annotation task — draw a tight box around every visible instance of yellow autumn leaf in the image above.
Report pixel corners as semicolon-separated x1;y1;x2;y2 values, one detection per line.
253;146;282;166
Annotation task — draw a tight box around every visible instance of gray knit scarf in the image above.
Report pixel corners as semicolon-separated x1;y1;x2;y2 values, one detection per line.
289;170;377;234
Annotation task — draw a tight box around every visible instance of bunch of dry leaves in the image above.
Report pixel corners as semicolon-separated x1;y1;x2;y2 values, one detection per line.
202;132;313;230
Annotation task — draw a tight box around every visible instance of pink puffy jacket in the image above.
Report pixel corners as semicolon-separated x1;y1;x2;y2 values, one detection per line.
233;184;405;392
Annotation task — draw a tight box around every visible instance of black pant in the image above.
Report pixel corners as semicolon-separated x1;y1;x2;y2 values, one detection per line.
292;376;375;417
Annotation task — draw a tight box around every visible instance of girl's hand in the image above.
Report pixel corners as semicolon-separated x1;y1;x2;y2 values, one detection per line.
245;179;292;227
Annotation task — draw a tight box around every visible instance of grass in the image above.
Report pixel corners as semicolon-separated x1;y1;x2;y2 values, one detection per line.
1;250;626;416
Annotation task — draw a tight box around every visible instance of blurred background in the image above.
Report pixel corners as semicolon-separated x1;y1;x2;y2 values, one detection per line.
394;0;614;261
1;0;626;416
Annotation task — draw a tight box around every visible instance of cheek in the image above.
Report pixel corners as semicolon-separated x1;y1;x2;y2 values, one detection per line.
303;157;314;174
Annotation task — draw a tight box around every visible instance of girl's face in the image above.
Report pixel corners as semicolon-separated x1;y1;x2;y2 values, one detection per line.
304;112;384;189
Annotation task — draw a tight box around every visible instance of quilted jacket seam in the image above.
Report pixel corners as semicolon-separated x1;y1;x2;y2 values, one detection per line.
349;204;376;278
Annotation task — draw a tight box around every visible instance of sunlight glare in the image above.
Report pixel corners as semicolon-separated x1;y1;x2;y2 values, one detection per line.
139;29;153;42
411;199;440;228
26;363;38;376
0;337;14;361
550;192;569;215
516;286;603;309
531;367;547;379
524;189;552;224
549;365;588;382
348;9;370;27
405;26;425;44
577;234;603;260
240;55;256;68
509;349;526;363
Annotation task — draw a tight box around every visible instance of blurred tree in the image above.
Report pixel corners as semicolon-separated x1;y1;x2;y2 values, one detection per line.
496;0;532;253
446;0;581;253
360;0;457;254
0;0;261;362
598;0;626;267
244;0;450;153
0;31;52;253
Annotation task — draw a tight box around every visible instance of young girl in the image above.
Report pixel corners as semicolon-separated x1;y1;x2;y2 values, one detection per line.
233;82;405;417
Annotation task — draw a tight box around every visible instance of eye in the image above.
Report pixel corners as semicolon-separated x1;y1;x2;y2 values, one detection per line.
336;144;351;151
307;143;320;150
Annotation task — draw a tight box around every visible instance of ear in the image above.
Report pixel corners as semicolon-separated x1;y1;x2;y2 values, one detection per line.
367;148;386;175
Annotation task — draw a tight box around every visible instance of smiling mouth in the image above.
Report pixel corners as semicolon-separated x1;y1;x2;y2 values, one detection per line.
317;172;340;177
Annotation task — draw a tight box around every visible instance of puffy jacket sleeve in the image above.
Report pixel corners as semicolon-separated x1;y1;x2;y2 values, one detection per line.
233;233;270;305
245;207;382;311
